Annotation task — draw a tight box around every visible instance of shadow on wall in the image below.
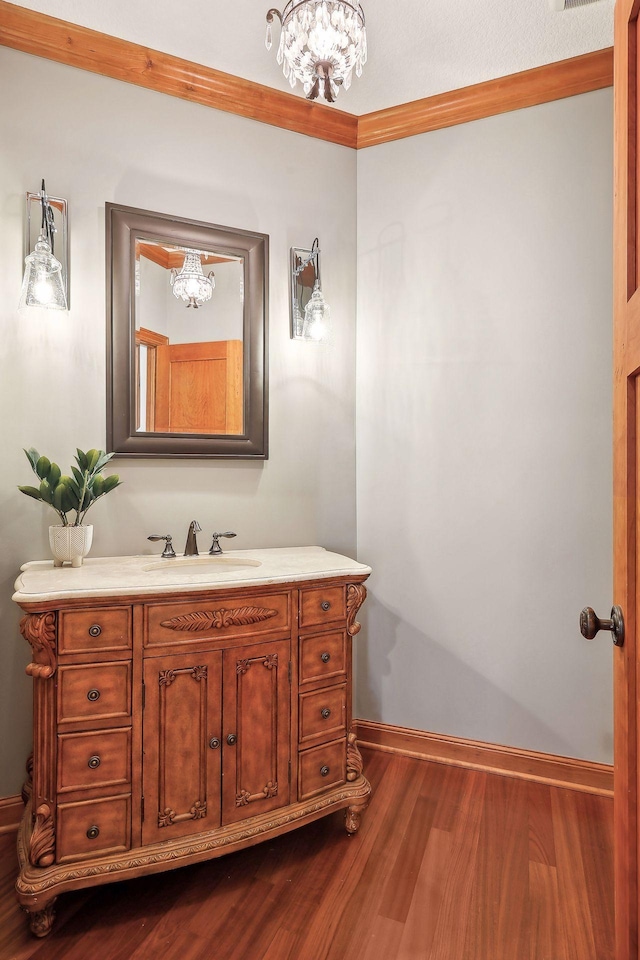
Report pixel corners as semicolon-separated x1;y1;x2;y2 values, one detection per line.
354;592;601;761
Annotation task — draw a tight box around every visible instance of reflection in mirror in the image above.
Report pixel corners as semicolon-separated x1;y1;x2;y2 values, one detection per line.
106;204;268;459
134;240;244;435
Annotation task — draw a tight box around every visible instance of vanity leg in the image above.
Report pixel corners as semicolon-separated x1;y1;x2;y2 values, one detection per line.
345;797;369;835
28;899;57;938
53;558;63;568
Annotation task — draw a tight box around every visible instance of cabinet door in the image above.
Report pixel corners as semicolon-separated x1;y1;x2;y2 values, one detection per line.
222;639;291;825
142;651;222;846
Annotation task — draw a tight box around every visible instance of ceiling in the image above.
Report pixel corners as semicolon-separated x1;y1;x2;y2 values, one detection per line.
11;0;615;114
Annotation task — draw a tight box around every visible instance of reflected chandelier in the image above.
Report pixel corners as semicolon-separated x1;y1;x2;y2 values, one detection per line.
265;0;367;103
170;250;215;309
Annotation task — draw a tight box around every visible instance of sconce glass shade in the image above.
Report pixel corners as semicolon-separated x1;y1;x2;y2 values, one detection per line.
170;250;215;308
19;235;67;311
266;0;367;103
302;280;331;340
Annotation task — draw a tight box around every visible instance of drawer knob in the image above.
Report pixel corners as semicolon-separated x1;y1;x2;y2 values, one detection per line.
227;734;237;746
88;624;102;638
87;689;101;702
209;737;220;750
87;756;101;769
321;601;331;612
321;708;331;719
321;652;331;663
86;825;100;840
320;765;330;777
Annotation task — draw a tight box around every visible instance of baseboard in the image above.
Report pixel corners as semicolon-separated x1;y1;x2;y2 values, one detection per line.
0;795;23;835
354;720;613;798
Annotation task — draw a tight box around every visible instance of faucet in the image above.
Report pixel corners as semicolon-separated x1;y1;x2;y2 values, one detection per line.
184;520;202;557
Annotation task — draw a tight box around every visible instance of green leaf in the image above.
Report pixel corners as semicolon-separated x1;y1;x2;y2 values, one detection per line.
75;448;88;471
60;477;80;509
24;448;40;472
94;452;114;472
39;479;53;504
18;485;43;501
102;474;121;493
92;475;105;497
85;449;101;471
47;462;61;487
71;466;86;488
35;456;51;480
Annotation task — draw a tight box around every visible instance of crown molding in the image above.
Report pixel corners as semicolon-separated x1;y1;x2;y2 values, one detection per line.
0;2;613;150
0;0;358;148
357;47;614;148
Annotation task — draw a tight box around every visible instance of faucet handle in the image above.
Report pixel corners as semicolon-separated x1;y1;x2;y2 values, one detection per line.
147;535;176;559
209;532;237;555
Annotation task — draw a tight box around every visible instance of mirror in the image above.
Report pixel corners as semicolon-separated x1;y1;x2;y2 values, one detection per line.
107;204;268;458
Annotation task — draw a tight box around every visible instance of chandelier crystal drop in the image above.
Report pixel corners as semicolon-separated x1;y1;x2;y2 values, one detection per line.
266;0;367;103
170;250;215;309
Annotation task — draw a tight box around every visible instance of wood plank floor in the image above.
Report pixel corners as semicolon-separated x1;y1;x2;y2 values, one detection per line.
0;748;614;960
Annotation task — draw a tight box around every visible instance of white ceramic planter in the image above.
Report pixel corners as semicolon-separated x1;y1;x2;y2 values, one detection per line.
49;525;93;568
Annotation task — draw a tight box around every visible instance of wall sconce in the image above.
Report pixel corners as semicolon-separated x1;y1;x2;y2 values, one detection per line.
170;248;215;308
19;179;68;312
290;238;330;341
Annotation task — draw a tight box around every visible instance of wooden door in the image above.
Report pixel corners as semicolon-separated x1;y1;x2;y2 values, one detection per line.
154;339;243;434
142;651;222;845
221;639;291;825
615;3;640;957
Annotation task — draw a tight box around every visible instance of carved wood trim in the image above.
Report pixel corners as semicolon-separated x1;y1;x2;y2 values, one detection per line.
20;613;57;678
29;900;57;938
160;606;278;632
29;803;55;867
346;731;364;782
235;780;278;807
346;584;367;637
16;779;371;904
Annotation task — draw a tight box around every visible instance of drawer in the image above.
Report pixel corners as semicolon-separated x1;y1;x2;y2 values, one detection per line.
56;794;131;863
58;728;131;793
299;586;346;629
299;684;347;745
58;662;131;724
59;607;132;656
299;630;347;686
298;739;346;800
145;592;290;649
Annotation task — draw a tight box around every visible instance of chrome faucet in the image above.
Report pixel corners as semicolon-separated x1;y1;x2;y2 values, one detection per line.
184;520;202;556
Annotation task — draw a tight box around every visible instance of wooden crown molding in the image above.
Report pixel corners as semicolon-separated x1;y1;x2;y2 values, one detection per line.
354;719;614;798
0;0;357;148
357;47;614;148
0;2;613;150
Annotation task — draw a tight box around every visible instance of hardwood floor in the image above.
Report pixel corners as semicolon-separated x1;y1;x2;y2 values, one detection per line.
0;748;613;960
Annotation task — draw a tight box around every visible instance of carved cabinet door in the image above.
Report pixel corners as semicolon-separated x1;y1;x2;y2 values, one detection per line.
221;639;291;825
142;650;222;846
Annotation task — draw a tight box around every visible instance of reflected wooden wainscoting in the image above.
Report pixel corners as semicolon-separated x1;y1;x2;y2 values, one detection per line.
0;746;613;960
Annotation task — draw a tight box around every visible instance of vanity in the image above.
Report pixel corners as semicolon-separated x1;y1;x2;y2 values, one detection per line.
13;546;371;937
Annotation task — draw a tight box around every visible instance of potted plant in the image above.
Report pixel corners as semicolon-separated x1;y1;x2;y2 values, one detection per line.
19;447;121;567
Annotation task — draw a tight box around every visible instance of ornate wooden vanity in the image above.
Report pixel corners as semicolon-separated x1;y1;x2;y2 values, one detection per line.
13;547;370;936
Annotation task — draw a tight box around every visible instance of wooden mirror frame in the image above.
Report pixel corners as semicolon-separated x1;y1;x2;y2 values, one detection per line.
106;203;268;458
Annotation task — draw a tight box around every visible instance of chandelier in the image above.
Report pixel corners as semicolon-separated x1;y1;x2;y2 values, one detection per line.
170;250;215;309
265;0;367;103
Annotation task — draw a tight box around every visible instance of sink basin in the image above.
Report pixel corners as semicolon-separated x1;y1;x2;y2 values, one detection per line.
142;556;262;573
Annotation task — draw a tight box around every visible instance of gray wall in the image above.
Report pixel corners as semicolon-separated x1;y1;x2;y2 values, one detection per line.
356;89;614;763
0;48;358;796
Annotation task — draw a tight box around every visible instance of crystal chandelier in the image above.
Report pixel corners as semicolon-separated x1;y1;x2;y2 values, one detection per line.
170;250;215;308
266;0;367;103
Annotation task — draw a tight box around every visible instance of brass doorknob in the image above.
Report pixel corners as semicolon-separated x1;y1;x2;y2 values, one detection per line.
579;606;625;647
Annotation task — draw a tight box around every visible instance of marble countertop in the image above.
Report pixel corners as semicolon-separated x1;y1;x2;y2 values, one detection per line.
13;546;371;604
